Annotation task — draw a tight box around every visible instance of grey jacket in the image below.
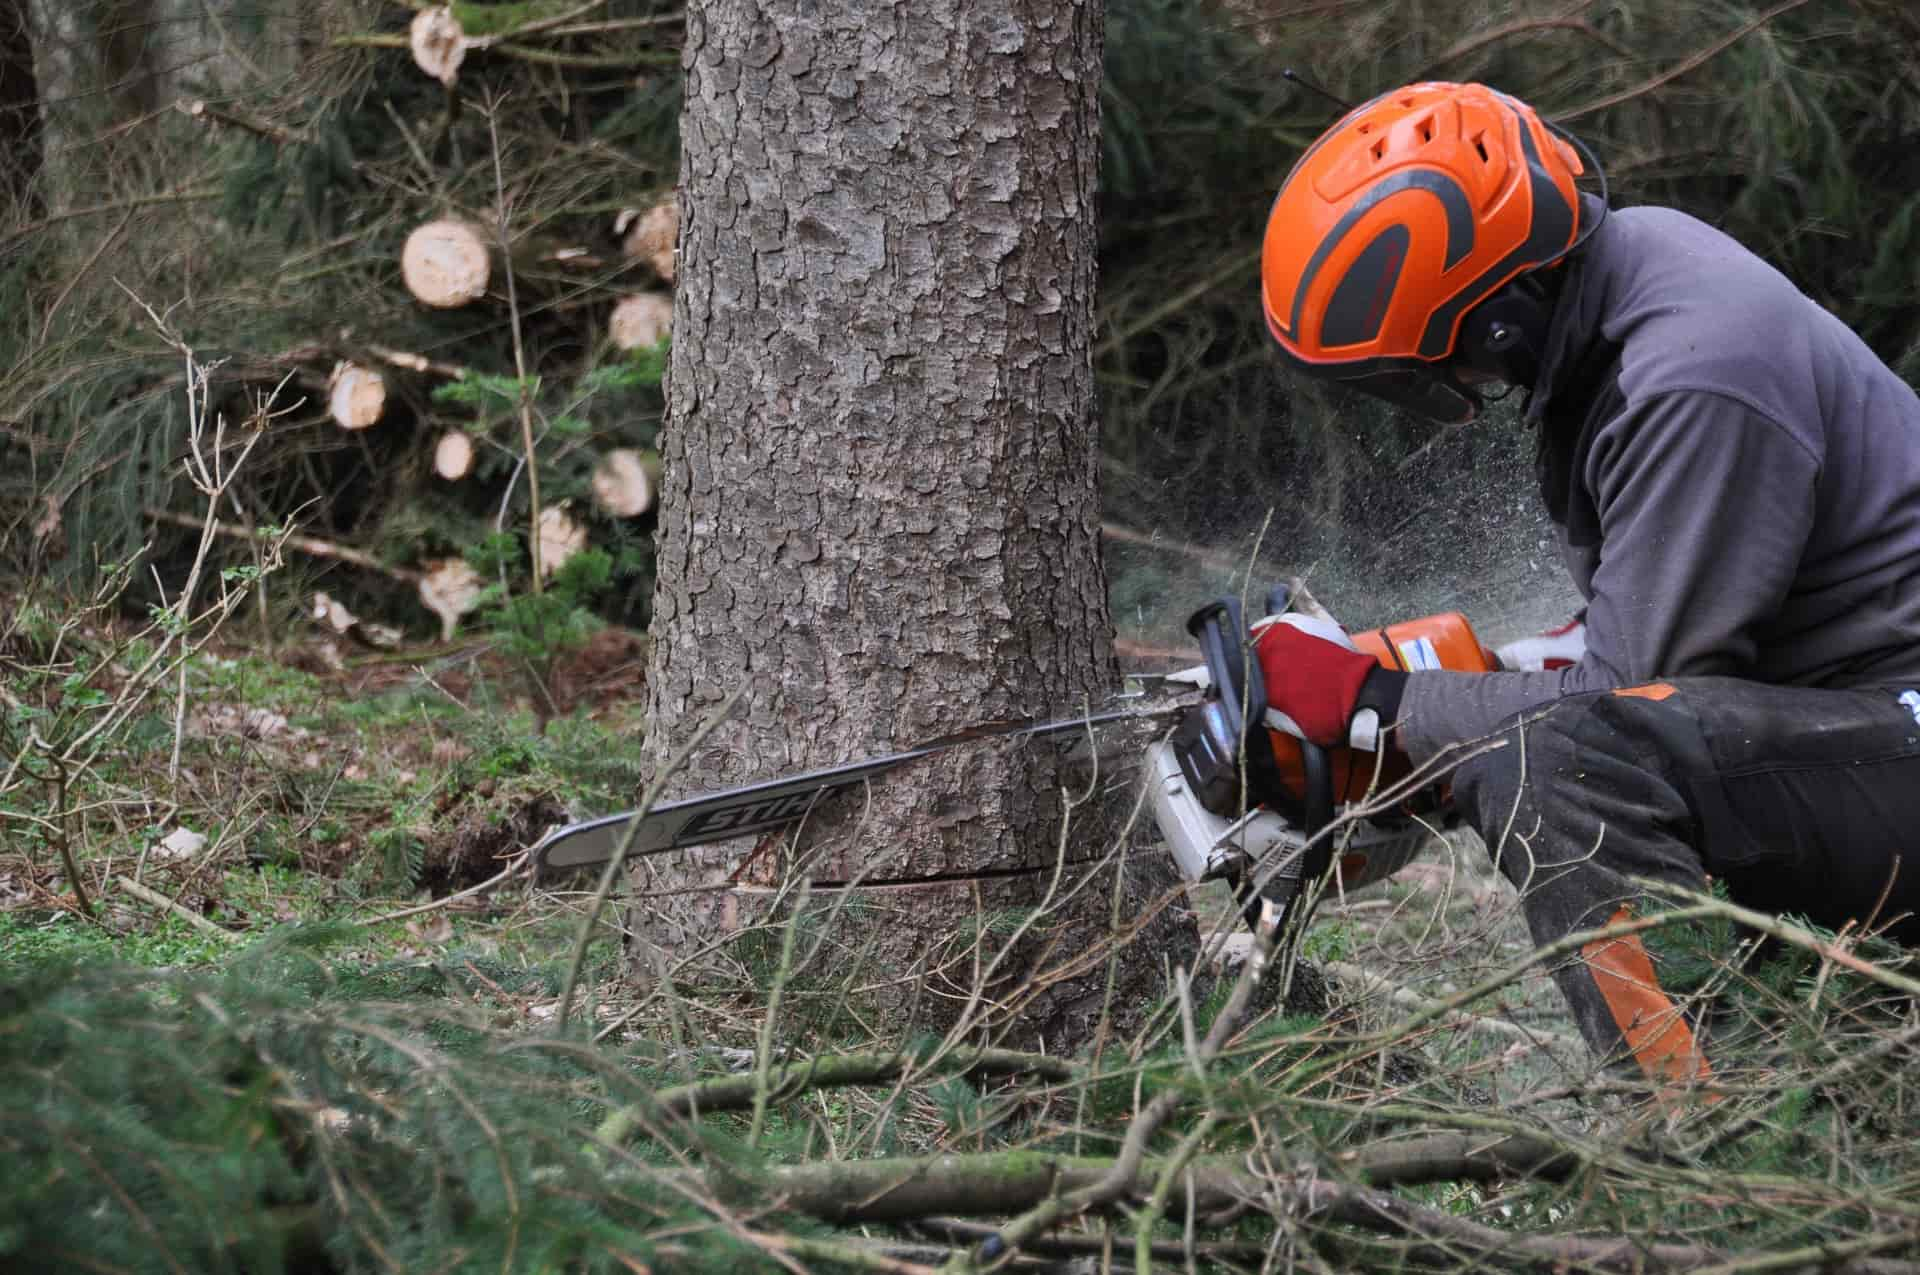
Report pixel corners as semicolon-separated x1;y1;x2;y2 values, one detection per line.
1399;203;1920;761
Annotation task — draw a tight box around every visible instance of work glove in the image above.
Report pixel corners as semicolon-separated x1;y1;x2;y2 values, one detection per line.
1251;614;1408;751
1494;612;1587;671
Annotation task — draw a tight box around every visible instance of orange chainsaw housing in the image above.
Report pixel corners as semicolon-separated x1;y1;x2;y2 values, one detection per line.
1262;611;1495;806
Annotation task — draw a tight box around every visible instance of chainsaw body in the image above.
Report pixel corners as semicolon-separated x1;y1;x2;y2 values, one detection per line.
1147;593;1493;936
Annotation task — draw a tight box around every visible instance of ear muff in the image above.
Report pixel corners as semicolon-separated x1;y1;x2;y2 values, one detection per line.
1455;274;1556;388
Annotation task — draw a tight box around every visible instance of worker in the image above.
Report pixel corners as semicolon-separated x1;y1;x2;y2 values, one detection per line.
1251;80;1920;1088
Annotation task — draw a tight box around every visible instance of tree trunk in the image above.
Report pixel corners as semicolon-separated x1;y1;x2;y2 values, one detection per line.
631;0;1196;1048
0;0;40;218
95;0;158;124
89;0;160;187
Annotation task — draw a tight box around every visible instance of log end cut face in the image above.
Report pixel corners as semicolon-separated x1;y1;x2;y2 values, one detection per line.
410;7;467;87
402;219;490;308
610;293;673;350
328;363;386;430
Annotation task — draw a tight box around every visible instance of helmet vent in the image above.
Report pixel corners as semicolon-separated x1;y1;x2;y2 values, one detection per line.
1416;115;1434;143
1370;139;1386;161
1472;132;1489;162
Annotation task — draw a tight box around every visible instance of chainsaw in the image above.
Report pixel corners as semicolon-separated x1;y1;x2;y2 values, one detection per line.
531;587;1494;936
1147;588;1494;937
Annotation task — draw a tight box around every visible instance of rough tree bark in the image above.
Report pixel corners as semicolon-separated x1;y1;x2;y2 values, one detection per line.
629;0;1199;1047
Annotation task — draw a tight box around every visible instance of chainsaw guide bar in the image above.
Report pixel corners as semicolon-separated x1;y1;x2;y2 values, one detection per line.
531;705;1183;876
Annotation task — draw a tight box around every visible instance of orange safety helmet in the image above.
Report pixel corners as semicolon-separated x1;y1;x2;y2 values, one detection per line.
1261;82;1592;423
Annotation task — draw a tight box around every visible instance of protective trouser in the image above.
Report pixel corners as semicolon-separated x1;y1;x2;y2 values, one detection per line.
1449;677;1920;1088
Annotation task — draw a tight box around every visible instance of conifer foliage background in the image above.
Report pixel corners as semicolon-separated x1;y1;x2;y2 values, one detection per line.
4;1;1919;638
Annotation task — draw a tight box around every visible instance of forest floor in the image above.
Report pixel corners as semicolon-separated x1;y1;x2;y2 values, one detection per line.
0;606;1580;1095
16;606;1920;1272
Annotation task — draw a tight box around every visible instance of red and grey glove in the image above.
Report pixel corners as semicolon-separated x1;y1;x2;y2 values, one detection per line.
1494;612;1587;671
1251;614;1408;750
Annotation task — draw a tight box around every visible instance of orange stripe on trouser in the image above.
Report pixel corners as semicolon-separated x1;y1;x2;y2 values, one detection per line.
1580;906;1713;1091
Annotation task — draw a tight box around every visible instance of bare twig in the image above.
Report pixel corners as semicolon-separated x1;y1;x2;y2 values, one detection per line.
355;853;532;927
0;186;223;251
597;1047;1074;1141
1326;959;1582;1053
1554;0;1819;122
1412;2;1633;81
176;98;315;147
484;95;545;590
1634;878;1920;999
114;876;245;944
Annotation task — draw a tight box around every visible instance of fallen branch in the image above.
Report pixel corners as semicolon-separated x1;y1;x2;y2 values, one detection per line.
366;343;470;380
143;507;420;584
177;98;314;146
738;1145;1916;1272
626;1047;1075;1126
114;876;245;944
333;30;678;70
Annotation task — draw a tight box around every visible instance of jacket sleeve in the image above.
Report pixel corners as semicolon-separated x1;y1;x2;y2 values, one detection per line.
1397;390;1819;761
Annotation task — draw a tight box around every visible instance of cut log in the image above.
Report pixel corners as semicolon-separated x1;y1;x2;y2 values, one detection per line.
402;219;490;309
609;292;672;350
618;200;678;283
311;592;402;649
418;558;483;642
537;506;587;579
591;448;660;518
434;429;475;480
410;7;467;87
328;362;386;430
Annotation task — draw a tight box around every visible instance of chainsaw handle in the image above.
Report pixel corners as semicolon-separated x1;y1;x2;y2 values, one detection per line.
1185;596;1268;737
1187;592;1340;944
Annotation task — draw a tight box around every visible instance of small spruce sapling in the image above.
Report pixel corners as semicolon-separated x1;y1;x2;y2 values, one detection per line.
468;533;614;732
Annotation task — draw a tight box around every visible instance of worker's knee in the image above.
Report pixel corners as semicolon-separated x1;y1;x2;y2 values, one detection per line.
1446;691;1704;880
1446;697;1591;834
